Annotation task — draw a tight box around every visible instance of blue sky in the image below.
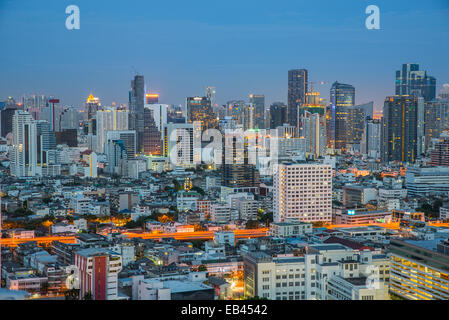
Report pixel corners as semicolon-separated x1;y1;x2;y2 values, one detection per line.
1;0;448;112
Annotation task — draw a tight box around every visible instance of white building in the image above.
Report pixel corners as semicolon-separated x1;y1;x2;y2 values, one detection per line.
11;111;37;177
274;163;332;223
96;107;129;153
269;220;313;238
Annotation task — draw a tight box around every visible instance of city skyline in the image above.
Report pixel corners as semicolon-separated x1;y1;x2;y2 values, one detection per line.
1;0;449;111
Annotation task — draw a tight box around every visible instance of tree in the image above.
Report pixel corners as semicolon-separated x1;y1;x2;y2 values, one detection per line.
197;264;207;272
245;220;259;229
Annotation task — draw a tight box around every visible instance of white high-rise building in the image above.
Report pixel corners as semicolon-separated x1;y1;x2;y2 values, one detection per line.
274;163;332;223
96;107;129;153
300;111;326;159
11;111;38;178
145;104;168;132
162;122;201;168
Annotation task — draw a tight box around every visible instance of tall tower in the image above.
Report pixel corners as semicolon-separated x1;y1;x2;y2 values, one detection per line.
328;81;355;151
395;63;436;101
11;110;37;177
130;75;145;153
381;95;418;163
288;69;308;128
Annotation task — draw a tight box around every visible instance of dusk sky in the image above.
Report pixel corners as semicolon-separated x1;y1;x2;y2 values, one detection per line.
1;0;449;112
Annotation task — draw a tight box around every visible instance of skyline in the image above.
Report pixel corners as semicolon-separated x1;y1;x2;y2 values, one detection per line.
1;0;449;111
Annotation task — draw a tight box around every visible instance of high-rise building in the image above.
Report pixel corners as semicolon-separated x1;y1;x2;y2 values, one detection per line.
381;95;418;163
105;130;137;160
361;118;381;159
75;248;122;300
143;107;162;156
85;94;101;121
129;75;145;153
430;133;449;167
273;163;332;223
145;93;159;104
205;86;216;108
96;107;129;153
105;139;128;175
186;96;218;131
249;94;265;129
395;63;436;101
300;111;326;159
163;122;200;168
425;100;449;149
288;69;308;127
270;102;288;129
222;132;260;189
1;104;17;137
327;82;355;150
35;120;56;169
11;111;37;177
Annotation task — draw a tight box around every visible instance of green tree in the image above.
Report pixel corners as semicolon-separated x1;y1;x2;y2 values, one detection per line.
197;264;207;272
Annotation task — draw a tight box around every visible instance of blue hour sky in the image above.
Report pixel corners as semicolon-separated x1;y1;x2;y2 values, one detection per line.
1;0;448;112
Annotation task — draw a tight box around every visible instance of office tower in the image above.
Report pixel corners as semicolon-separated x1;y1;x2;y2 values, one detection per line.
105;130;137;160
145;104;168;132
361;118;381;159
145;93;159;104
381;96;418;163
269;102;288;129
425;100;449;148
389;238;449;300
430;132;449;166
186;96;218;131
355;101;374;120
222;132;260;188
55;129;78;147
60;106;80;130
327;81;355;150
75;248;122;300
11;110;37;177
288;69;308;127
273;163;332;223
249;94;265;129
1;104;17;137
41;98;63;132
395;63;436;101
299;91;326;116
105;139;128;175
35;120;56;168
300;110;326;159
163;122;200;168
205;86;216;107
85;94;101;121
347;106;366;145
96;107;129;153
143;107;161;155
129;74;145;153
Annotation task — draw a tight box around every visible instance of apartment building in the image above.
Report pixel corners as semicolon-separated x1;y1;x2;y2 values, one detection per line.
274;163;332;223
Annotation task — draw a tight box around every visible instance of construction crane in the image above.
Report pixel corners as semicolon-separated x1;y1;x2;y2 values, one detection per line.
307;81;328;93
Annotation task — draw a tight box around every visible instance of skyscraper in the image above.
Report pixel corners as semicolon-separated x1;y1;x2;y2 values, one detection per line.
143;107;162;155
361;118;381;159
129;75;145;153
11;110;37;177
381;95;418;163
85;94;101;121
186;96;218;131
274;163;332;223
395;63;436;101
269;102;288;129
327;81;355;150
96;107;129;153
249;94;265;129
288;69;308;127
300;110;326;159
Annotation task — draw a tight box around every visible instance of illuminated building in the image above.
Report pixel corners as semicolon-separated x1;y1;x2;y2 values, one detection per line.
273;163;332;223
395;63;436;102
186;96;218;131
85;94;101;121
105;130;136;160
288;69;308;127
300;111;326;159
430;133;449;166
269;102;288;129
381;95;418;163
143;107;162;155
327;82;355;150
145;93;159;104
389;238;449;300
250;94;265;129
425;100;449;149
75;248;122;300
11;110;37;178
